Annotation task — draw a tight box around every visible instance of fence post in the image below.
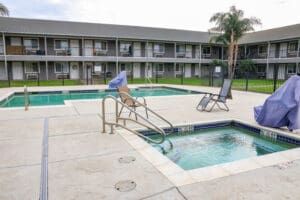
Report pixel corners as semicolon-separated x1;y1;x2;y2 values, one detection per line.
104;65;107;84
273;64;278;92
131;64;133;84
62;72;65;86
245;72;249;91
37;73;40;86
181;65;184;85
8;71;11;87
155;65;158;83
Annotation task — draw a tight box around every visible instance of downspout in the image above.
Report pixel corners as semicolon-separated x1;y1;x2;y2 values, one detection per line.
2;32;8;80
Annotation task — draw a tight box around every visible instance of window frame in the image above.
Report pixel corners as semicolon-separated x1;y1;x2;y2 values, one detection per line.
288;42;297;53
54;39;68;50
202;46;211;56
258;45;268;55
256;64;266;73
94;40;108;51
0;40;3;54
23;38;39;50
175;63;184;72
120;63;132;72
176;44;186;54
287;64;296;74
154;63;164;72
24;62;40;73
153;43;165;54
54;62;69;74
120;42;132;53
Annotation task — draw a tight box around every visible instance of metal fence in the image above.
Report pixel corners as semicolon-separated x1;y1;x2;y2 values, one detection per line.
0;65;293;95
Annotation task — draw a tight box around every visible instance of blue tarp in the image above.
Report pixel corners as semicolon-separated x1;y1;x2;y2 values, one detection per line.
254;75;300;130
108;71;127;89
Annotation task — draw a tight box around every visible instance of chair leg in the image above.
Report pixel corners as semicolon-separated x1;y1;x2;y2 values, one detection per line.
207;101;217;112
145;107;149;119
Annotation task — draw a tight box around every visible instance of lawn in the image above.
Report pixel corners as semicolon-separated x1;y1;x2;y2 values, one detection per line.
0;80;81;88
0;78;284;94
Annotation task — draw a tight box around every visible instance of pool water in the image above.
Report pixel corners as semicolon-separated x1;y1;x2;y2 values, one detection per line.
150;126;297;170
0;87;193;107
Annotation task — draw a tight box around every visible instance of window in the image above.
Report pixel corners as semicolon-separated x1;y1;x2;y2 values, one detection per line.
0;40;3;54
24;38;39;49
258;45;267;54
153;43;165;53
94;62;106;73
176;44;185;53
54;40;68;50
25;62;39;73
288;42;297;53
176;64;184;72
120;42;131;52
120;63;132;72
55;62;69;73
95;41;107;51
202;46;211;55
287;64;296;74
257;65;265;73
154;63;164;72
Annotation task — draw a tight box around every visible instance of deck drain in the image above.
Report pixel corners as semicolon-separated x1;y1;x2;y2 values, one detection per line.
115;180;136;192
119;156;136;164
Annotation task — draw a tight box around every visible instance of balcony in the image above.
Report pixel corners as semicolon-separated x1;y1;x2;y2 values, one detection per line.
6;45;45;55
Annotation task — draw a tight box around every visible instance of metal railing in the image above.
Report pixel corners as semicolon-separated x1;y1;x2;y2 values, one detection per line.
102;93;174;144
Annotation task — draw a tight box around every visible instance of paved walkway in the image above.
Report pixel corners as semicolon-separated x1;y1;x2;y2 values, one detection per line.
0;84;299;200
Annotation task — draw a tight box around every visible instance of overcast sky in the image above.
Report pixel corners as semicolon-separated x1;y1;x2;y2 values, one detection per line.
2;0;300;32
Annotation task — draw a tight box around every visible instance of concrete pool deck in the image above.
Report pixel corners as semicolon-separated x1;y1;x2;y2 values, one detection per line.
0;84;299;200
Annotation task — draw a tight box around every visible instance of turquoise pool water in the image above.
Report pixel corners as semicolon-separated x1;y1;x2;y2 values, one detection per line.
0;87;193;107
150;126;296;170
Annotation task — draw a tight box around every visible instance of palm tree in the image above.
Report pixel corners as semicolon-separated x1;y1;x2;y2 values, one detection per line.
0;3;9;16
209;6;261;79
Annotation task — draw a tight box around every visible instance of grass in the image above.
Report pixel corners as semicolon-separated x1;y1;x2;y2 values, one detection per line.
0;80;81;88
0;78;285;94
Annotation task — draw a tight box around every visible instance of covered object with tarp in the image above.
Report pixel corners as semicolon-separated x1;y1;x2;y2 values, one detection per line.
108;71;127;89
254;75;300;131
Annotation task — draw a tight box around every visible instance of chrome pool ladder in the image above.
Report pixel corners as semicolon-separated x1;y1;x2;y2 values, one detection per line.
101;93;174;144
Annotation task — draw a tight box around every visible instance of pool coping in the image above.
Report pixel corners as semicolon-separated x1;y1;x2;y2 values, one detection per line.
116;119;300;187
0;85;203;109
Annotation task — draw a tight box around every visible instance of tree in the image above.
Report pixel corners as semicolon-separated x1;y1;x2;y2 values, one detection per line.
209;6;261;79
0;3;9;16
239;59;256;91
239;59;256;75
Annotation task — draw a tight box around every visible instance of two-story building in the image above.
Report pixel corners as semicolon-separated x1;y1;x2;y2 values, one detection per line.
0;17;299;82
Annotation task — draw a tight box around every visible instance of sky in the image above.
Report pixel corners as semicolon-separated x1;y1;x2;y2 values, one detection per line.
2;0;300;32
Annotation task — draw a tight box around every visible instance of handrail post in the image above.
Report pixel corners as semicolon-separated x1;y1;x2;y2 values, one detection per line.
115;99;118;124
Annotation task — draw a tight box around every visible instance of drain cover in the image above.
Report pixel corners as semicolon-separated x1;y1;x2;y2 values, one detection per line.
118;156;136;164
115;180;136;192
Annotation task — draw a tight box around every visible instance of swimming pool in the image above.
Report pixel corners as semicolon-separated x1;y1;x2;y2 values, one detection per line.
144;121;299;170
0;86;201;108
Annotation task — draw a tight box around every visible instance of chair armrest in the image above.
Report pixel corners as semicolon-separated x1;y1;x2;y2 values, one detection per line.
135;96;147;105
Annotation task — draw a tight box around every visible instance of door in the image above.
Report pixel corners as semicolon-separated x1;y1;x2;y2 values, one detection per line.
147;43;153;57
70;40;79;56
84;40;93;56
12;62;23;80
279;43;287;58
133;63;141;78
186;45;192;58
133;42;141;57
70;62;79;79
145;63;152;78
277;64;285;80
0;62;6;80
184;64;191;77
269;44;276;58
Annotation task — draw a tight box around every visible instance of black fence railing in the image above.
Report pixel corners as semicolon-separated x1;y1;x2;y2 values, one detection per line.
0;65;294;94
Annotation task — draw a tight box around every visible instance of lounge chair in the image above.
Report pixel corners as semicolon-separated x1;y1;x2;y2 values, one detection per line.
117;86;149;120
196;79;232;112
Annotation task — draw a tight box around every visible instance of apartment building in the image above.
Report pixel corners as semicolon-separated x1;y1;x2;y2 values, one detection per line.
0;17;299;82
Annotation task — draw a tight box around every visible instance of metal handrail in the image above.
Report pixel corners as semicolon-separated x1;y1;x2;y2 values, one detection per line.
102;94;174;144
